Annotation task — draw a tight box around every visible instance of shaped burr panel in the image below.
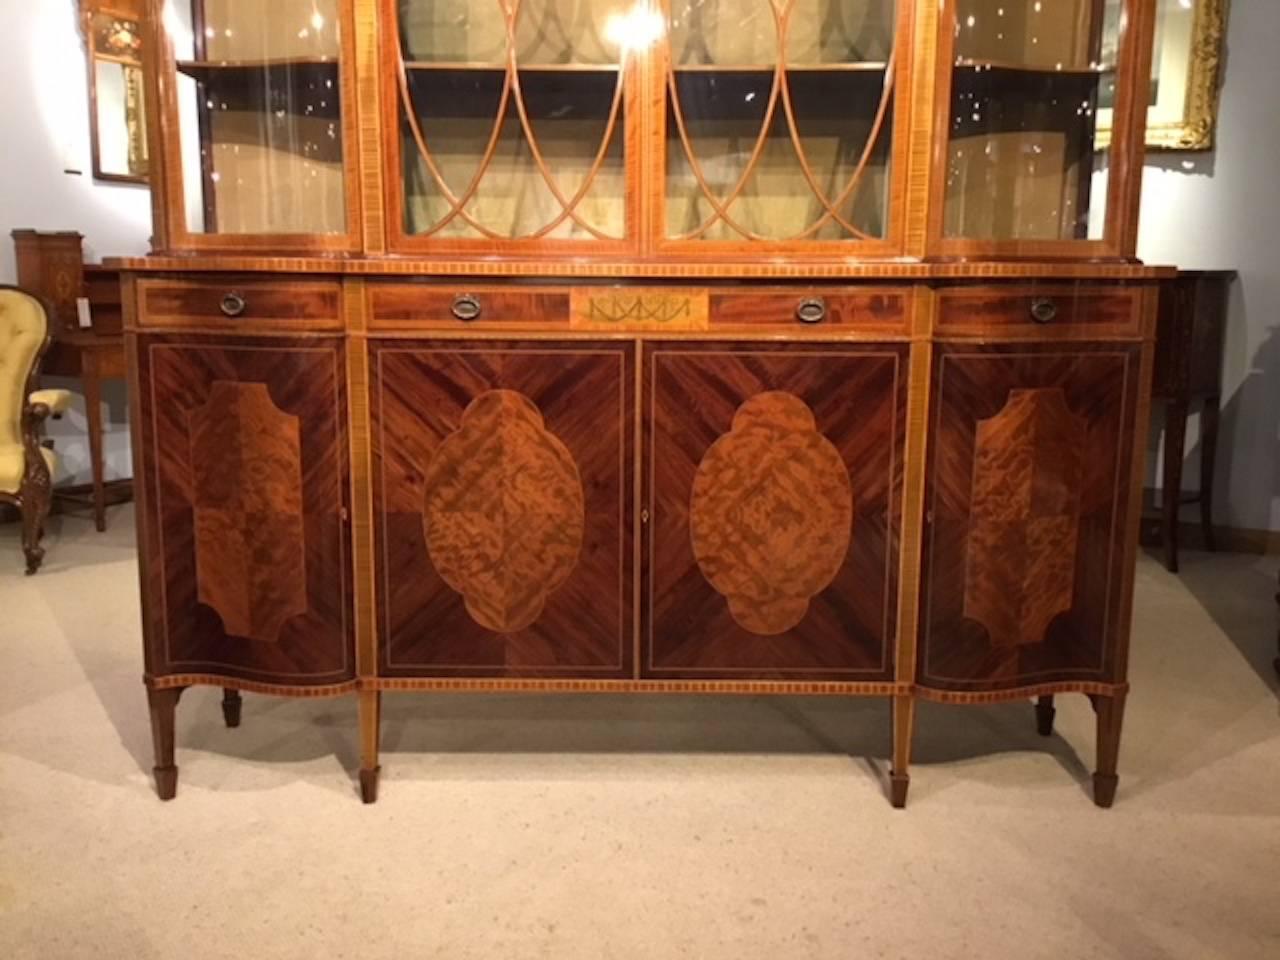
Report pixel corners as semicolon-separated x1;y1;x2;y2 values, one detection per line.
919;343;1142;692
370;340;634;678
645;341;906;681
135;336;352;684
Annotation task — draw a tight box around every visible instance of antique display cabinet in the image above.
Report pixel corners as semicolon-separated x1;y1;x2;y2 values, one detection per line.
119;0;1166;807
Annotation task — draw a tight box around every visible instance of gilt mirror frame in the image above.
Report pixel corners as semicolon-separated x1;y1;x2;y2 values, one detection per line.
80;0;150;184
1100;0;1230;152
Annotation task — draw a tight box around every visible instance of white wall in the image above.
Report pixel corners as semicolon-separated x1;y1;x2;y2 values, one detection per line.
1136;0;1280;533
0;0;153;486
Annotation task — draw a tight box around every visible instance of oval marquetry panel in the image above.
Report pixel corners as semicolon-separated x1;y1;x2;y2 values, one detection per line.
963;388;1085;648
189;381;306;644
423;389;585;633
690;392;854;635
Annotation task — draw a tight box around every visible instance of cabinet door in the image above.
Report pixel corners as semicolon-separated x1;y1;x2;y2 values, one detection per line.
387;0;639;255
135;336;353;685
371;340;634;679
156;1;359;250
918;344;1143;692
645;342;906;682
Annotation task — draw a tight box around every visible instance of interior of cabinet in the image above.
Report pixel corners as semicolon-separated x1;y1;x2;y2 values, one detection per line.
170;0;348;235
943;0;1121;242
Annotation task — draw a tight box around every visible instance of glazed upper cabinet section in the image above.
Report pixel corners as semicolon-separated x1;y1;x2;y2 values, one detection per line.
935;0;1150;254
388;0;640;250
148;1;1156;259
157;0;359;248
660;0;904;249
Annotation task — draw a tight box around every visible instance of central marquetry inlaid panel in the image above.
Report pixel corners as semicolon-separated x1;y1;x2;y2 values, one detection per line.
690;391;855;636
371;341;634;678
645;342;906;682
135;337;352;685
422;389;586;634
919;345;1141;692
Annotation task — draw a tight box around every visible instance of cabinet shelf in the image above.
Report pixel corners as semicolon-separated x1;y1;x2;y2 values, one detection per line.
953;58;1114;79
177;57;338;81
403;61;622;73
672;62;890;73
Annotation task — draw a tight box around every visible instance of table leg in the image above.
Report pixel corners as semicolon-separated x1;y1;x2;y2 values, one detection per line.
1199;396;1220;553
83;358;106;532
1162;398;1188;573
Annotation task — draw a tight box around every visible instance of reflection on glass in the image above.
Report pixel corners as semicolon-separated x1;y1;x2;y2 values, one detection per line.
397;1;630;240
945;0;1121;242
665;0;896;242
169;0;347;235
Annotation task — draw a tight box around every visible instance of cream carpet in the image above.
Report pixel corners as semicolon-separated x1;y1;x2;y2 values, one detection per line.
1;507;1277;959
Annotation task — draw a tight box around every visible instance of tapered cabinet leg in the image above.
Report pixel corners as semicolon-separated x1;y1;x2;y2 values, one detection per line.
890;694;914;809
359;690;381;804
1199;396;1220;553
1035;695;1056;737
221;688;242;728
1092;693;1126;809
1162;399;1188;573
147;686;183;801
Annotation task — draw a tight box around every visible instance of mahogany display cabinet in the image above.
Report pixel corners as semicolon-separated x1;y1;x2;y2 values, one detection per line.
117;0;1169;807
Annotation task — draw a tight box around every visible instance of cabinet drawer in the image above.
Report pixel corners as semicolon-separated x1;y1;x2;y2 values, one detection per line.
710;288;910;334
137;279;342;330
369;285;570;330
937;286;1142;338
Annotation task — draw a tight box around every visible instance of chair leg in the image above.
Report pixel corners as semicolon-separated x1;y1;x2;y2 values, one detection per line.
221;688;243;728
1162;398;1188;574
1199;396;1220;553
20;480;52;576
147;686;184;801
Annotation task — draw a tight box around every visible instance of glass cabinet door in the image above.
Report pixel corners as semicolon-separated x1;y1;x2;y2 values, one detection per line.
390;0;639;248
939;0;1128;249
162;0;355;242
661;0;902;249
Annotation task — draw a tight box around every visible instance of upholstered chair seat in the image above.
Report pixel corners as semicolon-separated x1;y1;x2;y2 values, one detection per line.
0;287;69;572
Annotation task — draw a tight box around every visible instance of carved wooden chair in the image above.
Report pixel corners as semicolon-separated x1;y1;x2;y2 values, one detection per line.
0;286;70;574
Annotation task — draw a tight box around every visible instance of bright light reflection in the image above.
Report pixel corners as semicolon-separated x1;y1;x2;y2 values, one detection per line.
605;6;665;53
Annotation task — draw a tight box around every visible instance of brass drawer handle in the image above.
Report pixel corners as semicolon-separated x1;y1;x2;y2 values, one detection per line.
796;297;827;324
451;293;482;322
220;291;247;318
1029;297;1058;324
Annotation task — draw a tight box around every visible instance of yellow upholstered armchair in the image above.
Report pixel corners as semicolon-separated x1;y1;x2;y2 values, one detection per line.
0;286;70;574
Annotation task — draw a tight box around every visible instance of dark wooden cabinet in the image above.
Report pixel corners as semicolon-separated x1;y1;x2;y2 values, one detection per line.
370;340;635;680
919;343;1144;693
133;336;353;686
644;342;906;683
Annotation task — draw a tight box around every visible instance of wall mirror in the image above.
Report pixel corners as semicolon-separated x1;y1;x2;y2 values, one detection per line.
82;0;150;183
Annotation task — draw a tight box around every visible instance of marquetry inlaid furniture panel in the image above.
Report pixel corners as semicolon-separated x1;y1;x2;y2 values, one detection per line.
133;336;353;685
645;342;906;682
370;340;634;679
121;0;1167;809
918;343;1144;692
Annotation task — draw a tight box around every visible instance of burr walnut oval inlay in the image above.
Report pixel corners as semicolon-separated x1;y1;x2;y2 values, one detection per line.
690;392;854;635
422;389;585;633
